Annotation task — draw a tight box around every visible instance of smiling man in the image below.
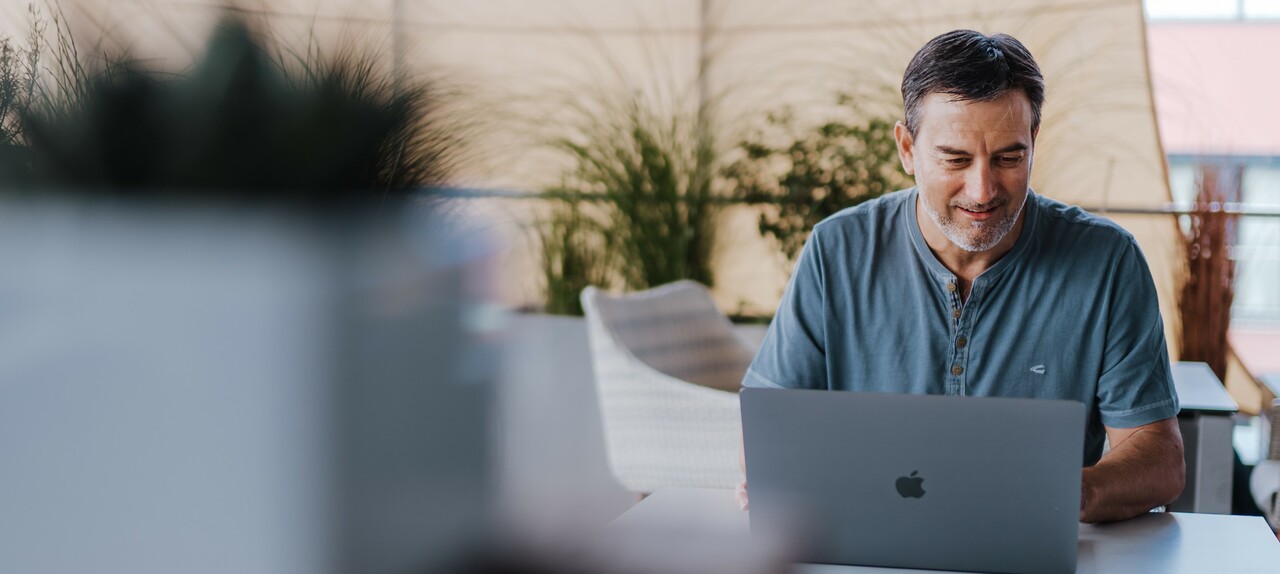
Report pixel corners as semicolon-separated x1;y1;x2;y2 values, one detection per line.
738;30;1184;523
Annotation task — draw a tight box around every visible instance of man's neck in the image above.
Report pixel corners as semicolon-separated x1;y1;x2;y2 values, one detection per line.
916;197;1027;288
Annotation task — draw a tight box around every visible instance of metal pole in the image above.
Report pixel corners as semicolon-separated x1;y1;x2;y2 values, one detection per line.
696;0;712;134
698;0;711;109
1082;204;1280;217
392;0;405;93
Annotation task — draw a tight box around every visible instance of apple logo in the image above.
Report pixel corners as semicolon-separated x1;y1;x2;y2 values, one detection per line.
896;471;926;498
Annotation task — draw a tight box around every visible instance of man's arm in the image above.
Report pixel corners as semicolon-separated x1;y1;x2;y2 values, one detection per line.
736;228;831;511
1080;416;1184;523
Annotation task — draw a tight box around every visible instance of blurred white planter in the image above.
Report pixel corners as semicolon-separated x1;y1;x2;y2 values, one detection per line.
0;197;498;574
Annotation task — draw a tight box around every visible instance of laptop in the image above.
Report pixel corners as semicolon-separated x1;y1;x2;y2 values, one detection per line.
740;388;1085;574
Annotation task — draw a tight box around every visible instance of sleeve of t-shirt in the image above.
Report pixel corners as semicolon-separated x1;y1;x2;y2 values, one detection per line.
1095;238;1180;428
742;228;828;390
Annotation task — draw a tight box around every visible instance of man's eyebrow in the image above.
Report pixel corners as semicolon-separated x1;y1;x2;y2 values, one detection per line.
934;143;1029;156
992;143;1029;154
934;145;971;155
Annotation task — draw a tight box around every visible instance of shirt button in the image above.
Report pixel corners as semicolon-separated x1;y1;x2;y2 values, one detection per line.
952;309;962;319
947;282;957;293
957;337;968;348
951;365;964;376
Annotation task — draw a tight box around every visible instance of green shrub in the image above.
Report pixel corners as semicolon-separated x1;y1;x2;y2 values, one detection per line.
724;93;910;260
537;96;722;313
535;199;613;316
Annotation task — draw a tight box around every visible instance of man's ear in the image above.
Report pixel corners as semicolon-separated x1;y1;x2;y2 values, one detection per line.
894;121;915;176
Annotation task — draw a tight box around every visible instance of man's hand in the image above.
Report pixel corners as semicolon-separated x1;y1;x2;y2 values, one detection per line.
736;480;749;511
1080;417;1184;523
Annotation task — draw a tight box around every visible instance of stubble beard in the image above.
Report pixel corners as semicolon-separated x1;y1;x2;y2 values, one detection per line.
921;192;1028;253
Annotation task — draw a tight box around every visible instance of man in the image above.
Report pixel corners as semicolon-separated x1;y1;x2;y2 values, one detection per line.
736;30;1184;524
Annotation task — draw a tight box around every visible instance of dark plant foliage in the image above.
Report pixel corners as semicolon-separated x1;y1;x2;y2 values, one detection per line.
0;35;39;145
0;11;41;180
4;15;461;204
724;94;911;260
1178;163;1241;381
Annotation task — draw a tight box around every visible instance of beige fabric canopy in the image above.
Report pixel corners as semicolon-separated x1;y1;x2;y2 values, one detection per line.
1;0;1186;360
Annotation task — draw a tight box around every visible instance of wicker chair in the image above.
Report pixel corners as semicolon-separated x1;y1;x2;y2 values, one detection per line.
581;281;753;493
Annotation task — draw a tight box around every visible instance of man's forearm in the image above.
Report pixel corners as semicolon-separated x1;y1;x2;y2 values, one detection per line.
1080;419;1185;523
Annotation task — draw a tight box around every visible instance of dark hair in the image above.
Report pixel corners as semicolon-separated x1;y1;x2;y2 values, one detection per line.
901;30;1044;137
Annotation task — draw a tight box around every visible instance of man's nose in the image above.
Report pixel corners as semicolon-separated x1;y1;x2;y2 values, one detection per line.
964;163;999;205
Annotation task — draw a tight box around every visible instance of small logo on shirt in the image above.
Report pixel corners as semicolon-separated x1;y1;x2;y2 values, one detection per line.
1030;364;1046;375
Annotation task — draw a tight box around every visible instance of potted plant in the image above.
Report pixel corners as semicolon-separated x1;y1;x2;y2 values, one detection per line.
0;16;493;574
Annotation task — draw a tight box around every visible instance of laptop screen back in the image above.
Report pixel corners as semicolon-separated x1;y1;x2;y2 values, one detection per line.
741;389;1084;574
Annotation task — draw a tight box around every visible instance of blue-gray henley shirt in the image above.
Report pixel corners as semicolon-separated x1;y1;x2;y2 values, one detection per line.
743;188;1180;466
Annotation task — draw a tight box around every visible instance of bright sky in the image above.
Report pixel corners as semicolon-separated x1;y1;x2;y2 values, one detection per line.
1145;0;1280;19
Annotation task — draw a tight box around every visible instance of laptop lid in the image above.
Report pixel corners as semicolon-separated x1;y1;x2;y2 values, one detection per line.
741;388;1084;574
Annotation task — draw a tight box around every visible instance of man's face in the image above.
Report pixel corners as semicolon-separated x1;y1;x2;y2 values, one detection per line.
895;91;1036;253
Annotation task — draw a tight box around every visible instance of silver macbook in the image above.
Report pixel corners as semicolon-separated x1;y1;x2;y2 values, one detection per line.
741;388;1085;574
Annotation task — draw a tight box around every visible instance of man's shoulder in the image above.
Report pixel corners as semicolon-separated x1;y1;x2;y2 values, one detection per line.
1031;192;1141;252
810;188;913;240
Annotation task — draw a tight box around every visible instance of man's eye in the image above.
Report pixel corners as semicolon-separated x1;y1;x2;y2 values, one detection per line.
997;156;1023;166
945;158;970;166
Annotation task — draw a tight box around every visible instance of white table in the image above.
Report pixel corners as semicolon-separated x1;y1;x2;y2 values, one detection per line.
612;488;1280;574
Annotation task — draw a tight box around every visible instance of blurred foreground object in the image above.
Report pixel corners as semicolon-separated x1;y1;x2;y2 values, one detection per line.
3;14;462;199
581;281;750;493
443;487;792;574
0;13;494;574
0;199;498;574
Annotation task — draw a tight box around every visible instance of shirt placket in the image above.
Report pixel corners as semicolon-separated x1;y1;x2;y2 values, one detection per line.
945;276;969;396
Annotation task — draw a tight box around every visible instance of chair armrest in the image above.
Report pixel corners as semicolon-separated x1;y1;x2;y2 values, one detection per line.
1254;399;1280;531
1251;460;1280;531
